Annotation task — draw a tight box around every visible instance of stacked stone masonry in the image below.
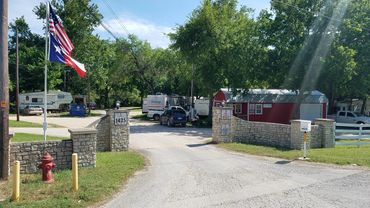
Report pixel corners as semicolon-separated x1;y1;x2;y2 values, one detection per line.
107;110;130;151
69;128;97;167
10;128;97;174
95;115;110;151
232;117;291;148
10;140;72;173
213;107;335;150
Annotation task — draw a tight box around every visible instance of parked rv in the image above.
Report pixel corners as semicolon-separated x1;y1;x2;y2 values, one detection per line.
19;91;73;112
145;94;168;120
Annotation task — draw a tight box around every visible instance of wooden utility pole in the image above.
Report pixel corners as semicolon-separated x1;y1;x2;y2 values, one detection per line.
0;0;10;180
16;28;19;121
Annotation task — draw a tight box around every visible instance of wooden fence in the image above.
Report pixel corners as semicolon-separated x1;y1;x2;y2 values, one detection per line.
335;123;370;146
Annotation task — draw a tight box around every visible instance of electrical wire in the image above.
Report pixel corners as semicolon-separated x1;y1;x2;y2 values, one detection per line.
101;0;131;36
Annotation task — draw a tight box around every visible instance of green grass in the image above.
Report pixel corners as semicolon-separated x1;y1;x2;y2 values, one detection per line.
131;114;151;121
0;151;145;207
9;120;42;128
9;120;63;128
12;133;68;143
219;143;370;167
49;112;102;117
129;107;142;112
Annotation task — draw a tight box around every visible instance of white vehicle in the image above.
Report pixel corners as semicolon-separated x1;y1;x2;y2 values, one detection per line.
19;91;73;112
194;99;210;116
328;111;370;124
147;109;164;121
145;94;169;120
142;98;148;113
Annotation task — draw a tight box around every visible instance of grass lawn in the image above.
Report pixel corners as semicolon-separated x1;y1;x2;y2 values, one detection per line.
49;112;102;117
9;120;63;128
12;133;68;143
131;114;151;121
129;107;142;112
0;151;145;207
219;143;370;167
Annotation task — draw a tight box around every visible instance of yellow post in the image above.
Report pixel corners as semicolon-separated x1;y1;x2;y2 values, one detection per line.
72;153;78;191
11;161;20;202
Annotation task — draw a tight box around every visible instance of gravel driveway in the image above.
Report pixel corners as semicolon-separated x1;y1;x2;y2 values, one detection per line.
103;120;370;208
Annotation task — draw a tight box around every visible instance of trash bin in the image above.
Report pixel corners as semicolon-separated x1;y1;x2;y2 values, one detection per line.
69;104;86;117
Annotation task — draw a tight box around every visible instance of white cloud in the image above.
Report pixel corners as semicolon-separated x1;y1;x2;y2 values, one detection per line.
8;1;174;48
96;16;174;48
9;0;44;34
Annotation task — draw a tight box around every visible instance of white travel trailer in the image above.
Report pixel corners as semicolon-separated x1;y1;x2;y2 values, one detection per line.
19;90;73;111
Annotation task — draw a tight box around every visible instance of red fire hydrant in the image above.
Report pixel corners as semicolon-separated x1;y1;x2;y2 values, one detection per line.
38;151;56;183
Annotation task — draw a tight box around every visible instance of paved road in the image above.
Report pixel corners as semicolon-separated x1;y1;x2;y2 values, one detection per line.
9;108;139;136
9;113;104;129
103;120;370;208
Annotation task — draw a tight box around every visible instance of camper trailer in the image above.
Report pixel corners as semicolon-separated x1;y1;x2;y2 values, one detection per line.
19;91;73;112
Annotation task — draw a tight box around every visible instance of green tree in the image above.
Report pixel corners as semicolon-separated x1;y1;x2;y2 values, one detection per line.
8;17;61;94
170;0;262;97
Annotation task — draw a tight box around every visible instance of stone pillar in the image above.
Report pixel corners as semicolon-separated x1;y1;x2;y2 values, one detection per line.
106;109;129;151
315;118;335;148
290;120;309;150
69;128;97;167
212;107;233;143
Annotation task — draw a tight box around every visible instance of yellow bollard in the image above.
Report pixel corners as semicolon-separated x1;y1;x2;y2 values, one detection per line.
72;153;78;191
11;161;20;202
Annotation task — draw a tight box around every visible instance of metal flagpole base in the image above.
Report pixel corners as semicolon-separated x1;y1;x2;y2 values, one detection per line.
298;157;310;160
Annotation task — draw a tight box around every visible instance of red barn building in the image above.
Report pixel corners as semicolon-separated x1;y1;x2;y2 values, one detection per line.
213;89;328;124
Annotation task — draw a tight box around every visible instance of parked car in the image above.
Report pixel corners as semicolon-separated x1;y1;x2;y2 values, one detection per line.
160;107;187;127
21;105;43;115
87;101;97;110
328;111;370;124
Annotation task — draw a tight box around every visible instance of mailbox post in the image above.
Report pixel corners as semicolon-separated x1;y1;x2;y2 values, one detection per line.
300;120;311;160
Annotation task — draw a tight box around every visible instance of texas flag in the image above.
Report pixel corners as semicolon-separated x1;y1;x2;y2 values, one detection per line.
48;4;86;77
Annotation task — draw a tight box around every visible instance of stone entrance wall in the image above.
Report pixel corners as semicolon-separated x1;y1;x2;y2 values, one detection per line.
213;107;335;150
10;128;97;173
92;109;129;151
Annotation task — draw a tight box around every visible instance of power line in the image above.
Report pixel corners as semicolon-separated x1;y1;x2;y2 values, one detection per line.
101;0;131;36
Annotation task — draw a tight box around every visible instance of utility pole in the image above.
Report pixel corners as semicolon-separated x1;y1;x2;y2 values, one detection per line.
63;69;66;91
16;28;19;121
190;64;194;121
0;0;10;180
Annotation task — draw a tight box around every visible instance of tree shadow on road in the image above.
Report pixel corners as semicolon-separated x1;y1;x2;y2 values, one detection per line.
130;123;212;139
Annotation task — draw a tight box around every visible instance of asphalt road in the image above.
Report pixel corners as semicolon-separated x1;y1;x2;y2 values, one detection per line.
103;120;370;208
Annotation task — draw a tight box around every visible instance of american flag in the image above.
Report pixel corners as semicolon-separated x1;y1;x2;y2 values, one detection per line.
49;4;74;55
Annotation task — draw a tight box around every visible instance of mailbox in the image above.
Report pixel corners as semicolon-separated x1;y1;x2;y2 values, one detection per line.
300;120;311;132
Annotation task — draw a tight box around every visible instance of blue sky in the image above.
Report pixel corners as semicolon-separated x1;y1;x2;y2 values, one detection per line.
9;0;270;48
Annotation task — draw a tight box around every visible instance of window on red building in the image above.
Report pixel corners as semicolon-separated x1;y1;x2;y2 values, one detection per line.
255;104;263;115
235;104;242;114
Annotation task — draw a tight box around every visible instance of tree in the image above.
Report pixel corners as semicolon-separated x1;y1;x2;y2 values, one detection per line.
34;0;102;95
8;17;61;94
170;0;263;97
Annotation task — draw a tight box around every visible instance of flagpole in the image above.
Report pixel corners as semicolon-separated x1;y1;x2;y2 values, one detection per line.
43;1;49;144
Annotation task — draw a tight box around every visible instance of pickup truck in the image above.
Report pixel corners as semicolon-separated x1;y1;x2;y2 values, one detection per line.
328;111;370;124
